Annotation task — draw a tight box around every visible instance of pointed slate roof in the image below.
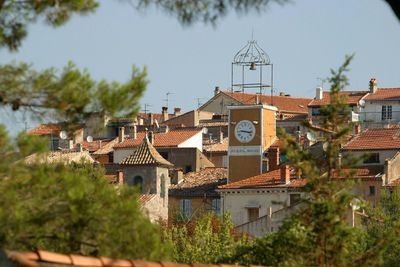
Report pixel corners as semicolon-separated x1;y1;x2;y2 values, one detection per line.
120;137;173;167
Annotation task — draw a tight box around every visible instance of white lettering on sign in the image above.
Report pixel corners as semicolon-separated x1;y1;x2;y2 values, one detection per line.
228;146;262;156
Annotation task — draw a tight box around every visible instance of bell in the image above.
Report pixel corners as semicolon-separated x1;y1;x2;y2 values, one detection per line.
250;62;256;70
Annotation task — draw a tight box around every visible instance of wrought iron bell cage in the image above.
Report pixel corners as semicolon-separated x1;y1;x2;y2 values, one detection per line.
231;40;273;95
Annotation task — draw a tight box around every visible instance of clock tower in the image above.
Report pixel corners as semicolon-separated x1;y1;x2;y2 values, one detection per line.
228;104;277;183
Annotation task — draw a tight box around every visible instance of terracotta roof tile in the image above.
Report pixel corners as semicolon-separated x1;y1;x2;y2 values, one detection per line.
28;123;62;136
7;250;267;267
79;139;114;152
333;166;384;178
24;151;95;164
170;168;227;197
120;138;173;167
114;129;201;149
222;91;311;114
308;91;368;107
364;88;400;101
343;127;400;150
218;168;305;190
93;138;119;155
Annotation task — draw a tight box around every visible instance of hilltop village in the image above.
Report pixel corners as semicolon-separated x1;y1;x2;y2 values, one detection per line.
27;73;400;236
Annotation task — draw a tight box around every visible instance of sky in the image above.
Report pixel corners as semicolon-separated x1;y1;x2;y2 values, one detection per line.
2;0;400;135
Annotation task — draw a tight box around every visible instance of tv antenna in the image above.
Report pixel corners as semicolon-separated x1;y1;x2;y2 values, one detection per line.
164;92;173;109
142;103;152;115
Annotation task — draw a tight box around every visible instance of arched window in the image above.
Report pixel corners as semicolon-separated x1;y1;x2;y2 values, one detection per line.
160;174;166;198
133;176;143;192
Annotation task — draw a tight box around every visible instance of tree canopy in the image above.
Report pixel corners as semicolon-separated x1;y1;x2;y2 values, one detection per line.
0;126;171;259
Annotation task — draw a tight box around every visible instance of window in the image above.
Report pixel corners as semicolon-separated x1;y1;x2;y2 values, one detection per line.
180;199;192;218
160;174;166;198
247;207;259;222
311;107;321;116
290;194;301;206
133;176;143;192
185;165;193;173
211;199;221;215
363;153;379;164
159;152;169;160
369;186;376;196
50;138;59;151
382;105;392;121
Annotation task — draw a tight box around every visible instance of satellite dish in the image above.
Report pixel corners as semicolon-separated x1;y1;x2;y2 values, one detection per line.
202;127;208;134
358;99;365;107
306;132;316;142
59;130;67;140
322;142;329;152
86;136;93;142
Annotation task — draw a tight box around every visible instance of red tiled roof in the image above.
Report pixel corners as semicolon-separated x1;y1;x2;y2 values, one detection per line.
222;91;311;114
334;166;384;178
120;137;173;167
6;250;259;267
343;127;400;150
28;124;62;136
113;128;201;149
93;138;120;155
308;91;367;107
218;168;306;190
170;167;227;197
364;88;400;101
79;139;113;152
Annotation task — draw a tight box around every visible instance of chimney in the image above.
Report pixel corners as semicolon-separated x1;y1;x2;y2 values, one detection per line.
316;87;323;100
280;164;291;184
148;113;154;125
268;147;280;171
279;92;285;96
148;131;154;144
76;143;83;152
219;129;224;143
369;78;378;93
117;170;124;186
174;107;182;117
296;130;301;144
162;107;169;121
214;86;221;96
118;127;125;143
336;153;342;169
132;125;137;139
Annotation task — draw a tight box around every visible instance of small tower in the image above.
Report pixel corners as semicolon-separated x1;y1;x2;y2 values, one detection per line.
231;40;273;98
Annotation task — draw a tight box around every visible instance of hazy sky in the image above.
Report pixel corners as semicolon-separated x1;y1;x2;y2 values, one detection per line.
2;0;400;134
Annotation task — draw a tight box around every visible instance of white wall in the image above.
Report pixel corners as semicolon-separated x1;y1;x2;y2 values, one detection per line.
361;100;400;123
113;148;135;163
178;131;203;152
221;189;297;226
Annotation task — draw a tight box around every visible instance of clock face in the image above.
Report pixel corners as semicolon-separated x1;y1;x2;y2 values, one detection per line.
234;120;256;143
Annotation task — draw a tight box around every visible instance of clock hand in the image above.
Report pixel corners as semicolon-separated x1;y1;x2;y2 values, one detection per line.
239;130;252;134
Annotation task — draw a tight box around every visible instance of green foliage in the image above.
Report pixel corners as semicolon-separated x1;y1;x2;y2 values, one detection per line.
166;213;248;264
0;0;98;51
0;129;170;260
136;0;289;26
0;62;147;127
362;189;400;267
